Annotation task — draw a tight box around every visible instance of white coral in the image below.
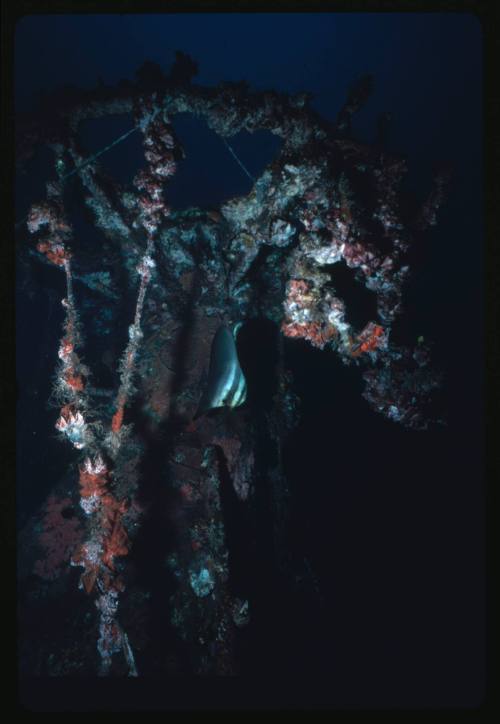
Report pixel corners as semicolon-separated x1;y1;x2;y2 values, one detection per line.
55;410;87;449
82;455;106;476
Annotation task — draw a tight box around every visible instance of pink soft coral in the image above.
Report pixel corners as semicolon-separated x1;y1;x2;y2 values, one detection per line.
34;496;84;581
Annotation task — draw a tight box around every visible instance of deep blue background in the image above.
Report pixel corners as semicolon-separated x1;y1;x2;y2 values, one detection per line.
15;12;484;704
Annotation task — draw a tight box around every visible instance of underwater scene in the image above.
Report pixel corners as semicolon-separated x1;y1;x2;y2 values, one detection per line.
15;10;484;709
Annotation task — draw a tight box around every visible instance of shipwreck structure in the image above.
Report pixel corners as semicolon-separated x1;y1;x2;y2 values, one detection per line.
16;53;447;676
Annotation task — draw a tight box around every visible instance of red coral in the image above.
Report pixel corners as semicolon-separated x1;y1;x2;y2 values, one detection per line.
78;457;108;498
281;320;336;350
101;518;129;571
287;278;312;304
73;489;129;590
36;240;69;266
111;405;124;433
78;475;102;500
351;322;386;357
80;565;99;594
34;495;84;581
64;368;85;391
100;495;130;571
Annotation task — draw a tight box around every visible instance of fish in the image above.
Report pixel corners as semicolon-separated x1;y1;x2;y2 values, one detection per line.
193;324;247;420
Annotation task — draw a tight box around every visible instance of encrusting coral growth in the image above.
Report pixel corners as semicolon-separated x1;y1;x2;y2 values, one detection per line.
18;54;448;675
33;496;84;581
24;96;178;676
